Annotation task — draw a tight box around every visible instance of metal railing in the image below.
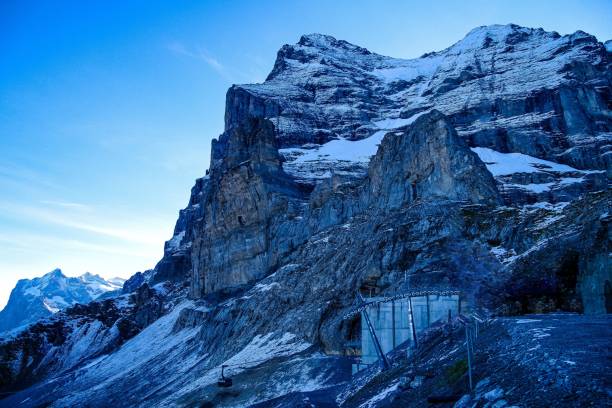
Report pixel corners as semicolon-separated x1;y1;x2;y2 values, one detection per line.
457;312;489;391
342;288;461;320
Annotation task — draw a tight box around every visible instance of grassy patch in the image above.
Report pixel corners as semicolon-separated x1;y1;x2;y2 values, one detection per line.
445;358;467;384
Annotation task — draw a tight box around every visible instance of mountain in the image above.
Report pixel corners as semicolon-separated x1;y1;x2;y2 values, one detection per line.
188;23;609;296
0;24;610;407
0;269;124;335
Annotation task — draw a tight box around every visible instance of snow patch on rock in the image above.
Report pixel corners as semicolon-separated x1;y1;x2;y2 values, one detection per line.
471;147;583;176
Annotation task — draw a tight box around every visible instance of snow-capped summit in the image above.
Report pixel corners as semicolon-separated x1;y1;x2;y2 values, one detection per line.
78;272;125;299
0;269;124;334
228;24;610;196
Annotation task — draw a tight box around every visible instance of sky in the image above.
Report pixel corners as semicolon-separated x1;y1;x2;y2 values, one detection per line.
0;0;610;308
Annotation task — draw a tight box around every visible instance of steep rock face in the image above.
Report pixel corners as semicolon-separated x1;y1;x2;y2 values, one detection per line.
157;24;610;294
367;110;501;209
191;118;307;296
462;190;610;315
183;111;506;367
188;111;502;297
150;179;208;284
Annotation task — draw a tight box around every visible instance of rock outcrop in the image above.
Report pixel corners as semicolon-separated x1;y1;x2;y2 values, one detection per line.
367;110;501;209
191;117;307;295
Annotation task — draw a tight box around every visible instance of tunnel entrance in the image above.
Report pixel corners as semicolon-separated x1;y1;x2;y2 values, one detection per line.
505;251;585;314
556;252;582;313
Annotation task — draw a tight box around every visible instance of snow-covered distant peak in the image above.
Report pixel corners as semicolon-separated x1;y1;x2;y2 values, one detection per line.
0;268;125;334
107;277;127;287
78;272;124;299
41;267;65;280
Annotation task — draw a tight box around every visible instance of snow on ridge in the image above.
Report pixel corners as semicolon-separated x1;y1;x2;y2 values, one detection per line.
471;147;588;176
69;301;198;394
448;24;521;52
166;230;186;252
372;111;429;130
157;331;313;406
372;56;442;84
79;273;123;298
471;147;605;195
24;287;41;297
522;202;569;212
490;246;518;264
42;299;60;313
281;130;386;166
360;381;400;408
505;182;555;193
280;112;427;181
254;282;281;292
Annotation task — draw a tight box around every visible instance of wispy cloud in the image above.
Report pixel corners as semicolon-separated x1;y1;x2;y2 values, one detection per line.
0;231;152;258
40;200;92;212
167;41;233;81
0;202;170;245
0;162;64;192
165;41;268;84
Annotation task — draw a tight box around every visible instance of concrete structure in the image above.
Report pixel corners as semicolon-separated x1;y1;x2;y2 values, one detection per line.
353;293;460;373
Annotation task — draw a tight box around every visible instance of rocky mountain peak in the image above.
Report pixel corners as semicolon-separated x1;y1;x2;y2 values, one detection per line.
452;24;540;49
233;23;609;182
43;268;65;279
368;110;502;209
266;33;376;81
0;269;123;334
297;33;371;54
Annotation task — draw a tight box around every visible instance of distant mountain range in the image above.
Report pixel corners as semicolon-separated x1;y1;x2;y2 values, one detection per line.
0;269;124;334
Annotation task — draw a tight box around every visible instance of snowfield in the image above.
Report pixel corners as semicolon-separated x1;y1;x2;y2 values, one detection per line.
279;111;428;180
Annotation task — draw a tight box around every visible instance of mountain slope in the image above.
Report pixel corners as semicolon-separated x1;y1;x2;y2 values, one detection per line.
0;24;610;407
0;269;124;335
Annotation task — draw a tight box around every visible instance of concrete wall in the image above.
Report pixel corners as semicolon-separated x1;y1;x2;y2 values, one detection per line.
355;294;459;373
360;298;412;365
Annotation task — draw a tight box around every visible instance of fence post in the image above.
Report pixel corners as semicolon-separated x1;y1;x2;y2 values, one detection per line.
409;296;418;348
358;293;390;370
465;324;473;392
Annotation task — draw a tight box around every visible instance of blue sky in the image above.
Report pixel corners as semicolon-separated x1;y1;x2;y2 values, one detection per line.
0;0;610;307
